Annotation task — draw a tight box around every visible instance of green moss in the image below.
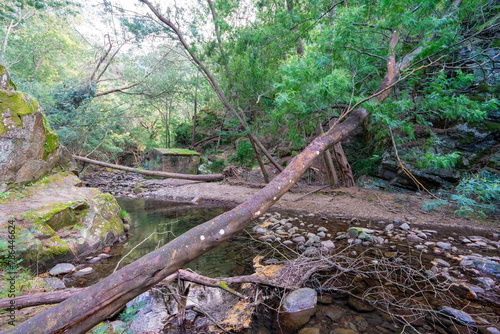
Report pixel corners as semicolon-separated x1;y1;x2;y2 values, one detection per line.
91;193;124;238
154;148;201;156
42;114;60;159
24;200;89;231
0;90;39;135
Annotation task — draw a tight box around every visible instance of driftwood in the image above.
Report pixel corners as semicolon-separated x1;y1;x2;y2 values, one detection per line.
73;155;224;181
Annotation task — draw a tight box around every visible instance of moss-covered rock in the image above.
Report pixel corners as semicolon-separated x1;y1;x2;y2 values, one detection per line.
0;173;126;271
0;66;73;187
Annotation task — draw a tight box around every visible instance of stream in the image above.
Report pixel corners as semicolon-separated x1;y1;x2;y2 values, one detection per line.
62;198;499;333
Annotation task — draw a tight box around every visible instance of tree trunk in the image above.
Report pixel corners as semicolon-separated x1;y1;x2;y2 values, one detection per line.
317;124;338;187
191;73;199;149
249;135;270;183
332;142;355;187
0;289;84;311
73;155;224;181
7;109;367;334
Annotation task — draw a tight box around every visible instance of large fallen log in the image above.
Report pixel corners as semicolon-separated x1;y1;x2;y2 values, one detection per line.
73;155;224;181
4;109;367;334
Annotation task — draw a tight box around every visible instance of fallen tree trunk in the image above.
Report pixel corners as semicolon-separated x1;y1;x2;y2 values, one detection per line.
0;289;84;311
5;108;367;334
73;155;224;181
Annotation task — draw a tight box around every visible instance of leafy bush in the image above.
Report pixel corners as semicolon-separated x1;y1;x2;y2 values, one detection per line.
174;123;195;147
416;152;461;169
451;170;499;216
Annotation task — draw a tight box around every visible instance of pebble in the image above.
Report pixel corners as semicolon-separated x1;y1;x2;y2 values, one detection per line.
399;223;410;230
293;236;306;243
74;267;94;276
321;240;335;250
474;277;496;289
317;232;326;238
436;241;452;250
407;234;424;243
433;259;451;267
384;224;394;232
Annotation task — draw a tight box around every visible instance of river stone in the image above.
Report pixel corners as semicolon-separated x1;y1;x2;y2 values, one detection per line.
408;234;424;243
74;267;94;276
474;277;496;289
384;224;394;232
293;236;306;243
399;222;410;230
441;306;475;325
436;242;451;250
347;295;375;312
473;258;500;278
283;240;294;246
279;288;317;332
433;259;451;267
321;240;335;250
317;231;326;238
325;306;345;322
485;328;500;334
44;277;66;290
49;263;75;276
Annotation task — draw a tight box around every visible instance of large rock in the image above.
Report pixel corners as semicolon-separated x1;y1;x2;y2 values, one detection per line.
277;288;317;333
0;172;126;271
0;64;74;188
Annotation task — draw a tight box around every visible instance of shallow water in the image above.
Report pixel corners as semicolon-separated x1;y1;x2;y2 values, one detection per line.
67;198;255;287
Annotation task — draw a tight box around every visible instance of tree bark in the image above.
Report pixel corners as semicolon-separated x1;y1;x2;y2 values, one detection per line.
73;155;224;181
332;142;355;187
191;73;199;149
317;124;338;187
7;109;367;334
249;135;270;183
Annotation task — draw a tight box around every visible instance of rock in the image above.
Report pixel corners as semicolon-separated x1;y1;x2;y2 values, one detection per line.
317;295;334;304
474;277;496;289
74;267;94;276
255;227;267;234
485;328;500;334
399;223;410;230
317;232;326;238
436;242;452;250
293;236;306;243
459;236;472;243
320;240;335;250
433;259;451;267
384;224;394;232
283;240;293;246
472;258;500;278
279;288;317;332
408;234;424;243
317;227;328;233
44;277;66;290
325;306;345;322
347;295;375;312
49;263;75;276
303;247;319;257
441;306;475;325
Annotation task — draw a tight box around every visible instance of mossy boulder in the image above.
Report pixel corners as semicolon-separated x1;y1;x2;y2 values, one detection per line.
0;66;74;188
144;148;201;174
0;173;126;271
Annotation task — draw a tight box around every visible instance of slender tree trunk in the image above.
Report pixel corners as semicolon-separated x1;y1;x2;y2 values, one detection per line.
73;155;224;181
317;124;338;187
29;54;44;82
191;73;199;149
249;135;270;183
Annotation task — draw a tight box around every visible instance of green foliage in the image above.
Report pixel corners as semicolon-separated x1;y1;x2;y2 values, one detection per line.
120;210;128;219
416;152;461;169
120;300;146;324
210;159;226;173
174;123;196;147
421;199;448;212
0;192;11;199
234;140;255;167
452;170;499;216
